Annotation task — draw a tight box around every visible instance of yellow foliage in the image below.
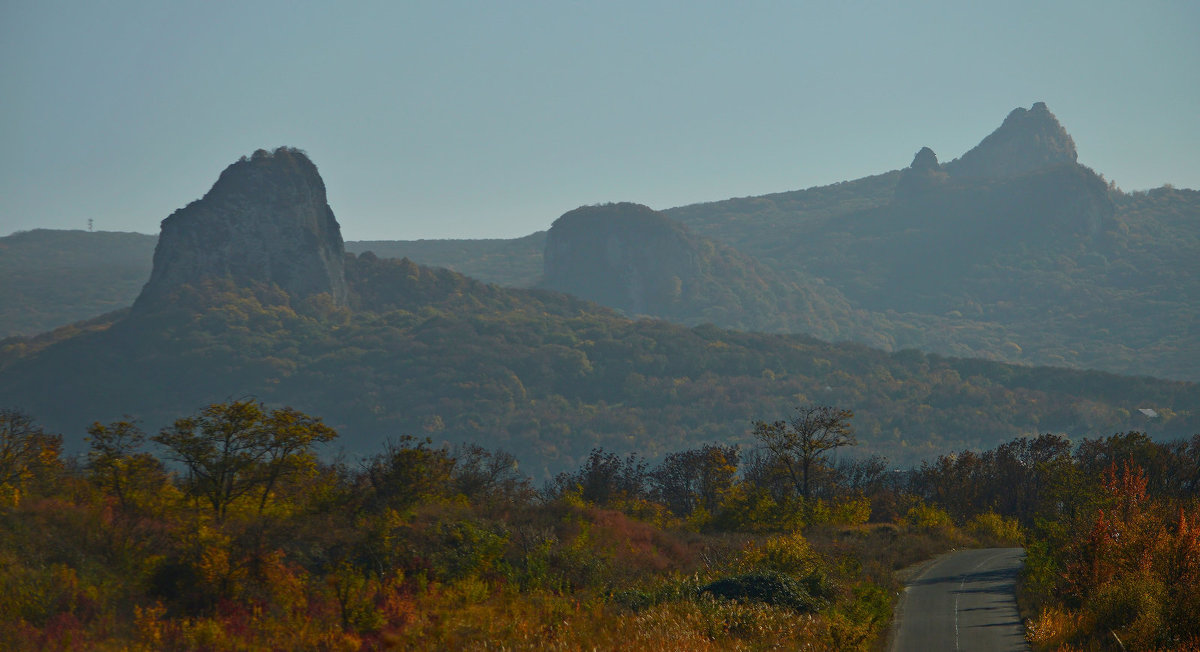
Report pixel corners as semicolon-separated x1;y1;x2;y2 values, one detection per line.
740;531;820;576
1026;605;1088;648
805;497;832;525
0;483;18;508
966;511;1023;545
830;494;872;526
903;501;954;533
133;603;167;649
713;483;804;532
685;504;713;531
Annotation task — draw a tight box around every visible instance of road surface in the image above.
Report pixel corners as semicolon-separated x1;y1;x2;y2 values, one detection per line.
889;547;1029;652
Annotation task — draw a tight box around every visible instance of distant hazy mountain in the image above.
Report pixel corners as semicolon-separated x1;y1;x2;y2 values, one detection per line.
345;233;545;288
2;148;1195;476
2;103;1196;381
0;229;156;338
540;202;864;340
664;104;1199;380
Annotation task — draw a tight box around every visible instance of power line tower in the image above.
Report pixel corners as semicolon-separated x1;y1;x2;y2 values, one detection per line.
87;219;93;232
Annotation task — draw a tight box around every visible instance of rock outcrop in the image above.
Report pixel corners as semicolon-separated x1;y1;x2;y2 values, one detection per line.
540;202;859;340
895;146;948;199
909;146;940;173
135;147;348;309
542;203;699;315
944;102;1077;179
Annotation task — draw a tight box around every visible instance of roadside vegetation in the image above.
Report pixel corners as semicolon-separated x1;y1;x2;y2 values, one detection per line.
0;403;1195;650
905;428;1200;649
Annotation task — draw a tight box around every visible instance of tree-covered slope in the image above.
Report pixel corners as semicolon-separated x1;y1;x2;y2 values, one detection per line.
1;255;1195;478
346;231;546;288
0;229;157;338
0;230;545;338
664;162;1199;379
661;171;903;259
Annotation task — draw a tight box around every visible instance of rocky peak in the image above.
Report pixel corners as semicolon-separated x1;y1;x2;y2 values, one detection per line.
895;146;948;199
945;102;1078;179
910;146;940;172
542;203;700;315
134;147;348;309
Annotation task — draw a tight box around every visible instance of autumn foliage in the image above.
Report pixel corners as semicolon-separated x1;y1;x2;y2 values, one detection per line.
1026;462;1200;649
1;402;1196;650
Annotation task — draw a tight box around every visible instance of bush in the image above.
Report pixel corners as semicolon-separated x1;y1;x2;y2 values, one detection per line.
742;531;820;576
830;494;872;526
903;502;954;533
711;484;804;533
966;511;1023;545
1089;576;1168;649
700;571;825;612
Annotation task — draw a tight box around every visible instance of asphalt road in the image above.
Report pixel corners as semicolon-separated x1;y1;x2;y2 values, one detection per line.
889;547;1029;652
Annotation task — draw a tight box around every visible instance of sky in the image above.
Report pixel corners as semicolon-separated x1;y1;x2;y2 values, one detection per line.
2;1;1197;241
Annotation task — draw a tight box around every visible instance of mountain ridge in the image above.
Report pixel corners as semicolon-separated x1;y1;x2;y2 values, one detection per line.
944;101;1078;179
2;104;1196;381
2;146;1198;479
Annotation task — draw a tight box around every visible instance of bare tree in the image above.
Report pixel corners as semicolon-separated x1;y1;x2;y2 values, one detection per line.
751;405;855;499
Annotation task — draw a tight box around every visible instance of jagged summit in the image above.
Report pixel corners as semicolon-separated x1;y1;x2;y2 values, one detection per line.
134;147;348;309
945;102;1077;179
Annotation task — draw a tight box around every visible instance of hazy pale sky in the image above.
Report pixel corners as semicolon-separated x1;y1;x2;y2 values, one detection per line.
2;1;1197;240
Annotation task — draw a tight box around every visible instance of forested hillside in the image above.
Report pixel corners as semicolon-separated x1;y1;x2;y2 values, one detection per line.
1;140;1196;650
656;106;1199;380
0;231;545;338
345;232;546;288
2;253;1196;477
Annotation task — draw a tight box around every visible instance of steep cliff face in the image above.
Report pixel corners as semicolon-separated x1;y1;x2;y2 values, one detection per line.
543;203;701;315
945;102;1077;179
135;147;348;309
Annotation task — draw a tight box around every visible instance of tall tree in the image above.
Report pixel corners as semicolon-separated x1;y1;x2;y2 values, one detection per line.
651;444;740;516
752;405;855;499
0;409;61;506
86;418;165;511
153;400;337;521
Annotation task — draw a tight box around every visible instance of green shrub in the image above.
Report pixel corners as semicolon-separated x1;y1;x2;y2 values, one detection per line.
1089;576;1168;649
711;484;803;532
700;571;826;612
